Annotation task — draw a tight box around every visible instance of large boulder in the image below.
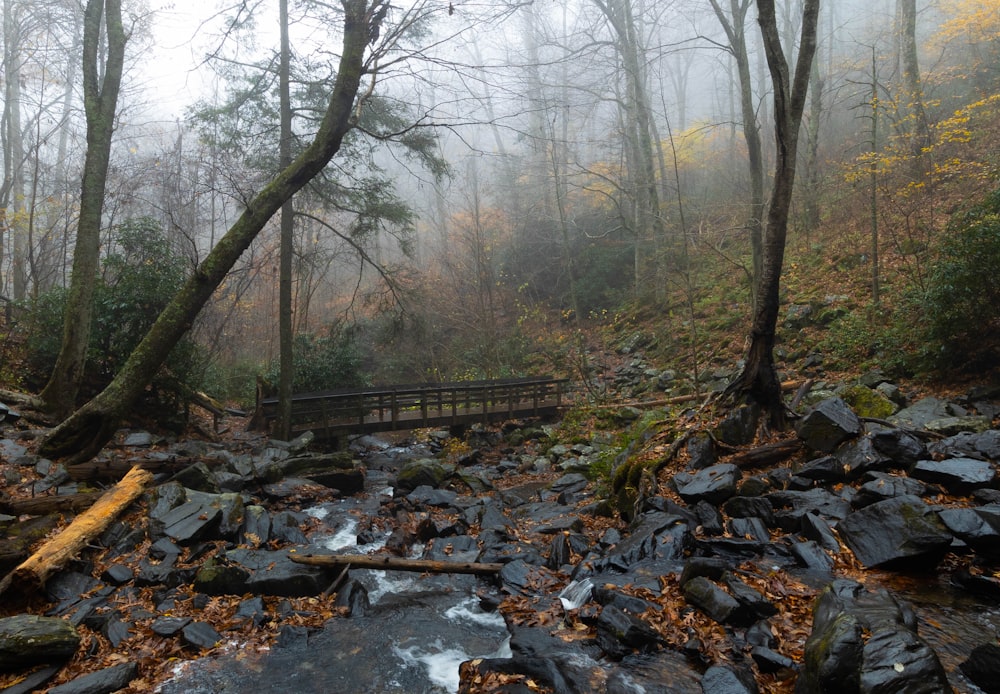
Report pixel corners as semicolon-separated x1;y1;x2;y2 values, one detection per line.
799;580;948;694
836;495;952;569
796;397;862;453
0;615;80;670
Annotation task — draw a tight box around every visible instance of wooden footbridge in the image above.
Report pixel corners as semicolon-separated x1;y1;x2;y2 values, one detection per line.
252;376;570;442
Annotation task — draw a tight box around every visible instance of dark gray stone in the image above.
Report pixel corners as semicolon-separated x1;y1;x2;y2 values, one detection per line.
171;462;220;493
797;397;862;453
0;615;80;670
673;463;741;505
595;605;660;660
801;512;841;552
728;517;770;543
835;436;892;479
150;616;191;637
100;564;133;586
795;455;846;482
853;474;927;508
714;404;761;446
683;576;751;626
160;500;221;544
960;643;1000;694
723;496;775;526
182;622;222;649
48;662;138;694
837;495;952;569
701;664;759;694
395;459;453;492
870;428;926;466
910;457;997;493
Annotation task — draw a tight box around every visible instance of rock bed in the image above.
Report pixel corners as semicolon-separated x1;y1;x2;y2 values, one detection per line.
0;380;999;692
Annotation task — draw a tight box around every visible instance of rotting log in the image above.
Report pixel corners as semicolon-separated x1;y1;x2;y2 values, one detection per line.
725;439;803;469
0;491;101;516
289;552;503;576
0;466;153;598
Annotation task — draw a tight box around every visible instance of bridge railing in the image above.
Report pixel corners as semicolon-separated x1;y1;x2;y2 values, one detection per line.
252;376;569;437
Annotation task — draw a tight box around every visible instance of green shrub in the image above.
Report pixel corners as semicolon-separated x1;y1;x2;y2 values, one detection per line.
266;329;369;393
920;188;1000;367
19;217;201;395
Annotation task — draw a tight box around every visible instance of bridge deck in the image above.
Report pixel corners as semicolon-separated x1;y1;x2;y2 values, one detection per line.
253;376;568;441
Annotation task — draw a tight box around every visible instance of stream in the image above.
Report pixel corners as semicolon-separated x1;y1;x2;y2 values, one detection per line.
154;437;1000;693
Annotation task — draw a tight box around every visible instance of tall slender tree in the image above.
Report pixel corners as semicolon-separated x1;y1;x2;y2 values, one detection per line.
725;0;820;428
709;0;766;289
39;0;126;417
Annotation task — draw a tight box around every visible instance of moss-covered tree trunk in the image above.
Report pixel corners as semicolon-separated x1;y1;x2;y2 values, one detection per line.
39;0;371;463
725;0;820;429
39;0;126;418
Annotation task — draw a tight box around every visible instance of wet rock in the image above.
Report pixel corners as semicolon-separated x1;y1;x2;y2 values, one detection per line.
834;436;893;479
549;473;589;496
751;645;796;674
240;505;271;546
182;622;222;649
852;473;927;508
715;404;761;446
890;397;960;429
159;499;221;544
605;651;702;693
939;505;1000;554
723;496;775;526
729;517;770;542
796;397;862;453
395;459;453;492
924;415;992;436
869;427;926;466
788;539;835;573
800;512;841;552
269;511;309;544
686;431;718;469
837;495;952;569
406;486;459;508
960;643;1000;694
333;579;370;617
47;662;138;694
673;463;741;505
0;615;80;670
150;616;191;637
800;579;947;694
701;664;759;694
683;576;752;626
193;556;251;595
910;457;997;493
694;500;725;535
261;477;331;502
794;455;846;483
225;548;333;597
171;462;220;493
595;605;661;659
767;489;852;530
592;512;691;572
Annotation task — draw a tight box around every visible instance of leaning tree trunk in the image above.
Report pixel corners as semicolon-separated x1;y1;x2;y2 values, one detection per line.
725;0;820;429
38;0;371;464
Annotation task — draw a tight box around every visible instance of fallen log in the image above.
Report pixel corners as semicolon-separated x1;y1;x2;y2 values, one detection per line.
0;491;102;516
0;466;154;599
289;552;503;576
725;439;803;469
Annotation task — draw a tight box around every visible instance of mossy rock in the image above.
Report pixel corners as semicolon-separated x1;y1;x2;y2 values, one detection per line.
0;615;80;670
841;385;897;419
608;457;662;522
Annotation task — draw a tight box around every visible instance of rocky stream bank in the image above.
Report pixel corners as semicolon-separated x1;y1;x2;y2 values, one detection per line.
1;376;1000;692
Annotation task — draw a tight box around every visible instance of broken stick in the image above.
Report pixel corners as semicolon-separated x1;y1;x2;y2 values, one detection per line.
0;466;154;598
289;552;503;576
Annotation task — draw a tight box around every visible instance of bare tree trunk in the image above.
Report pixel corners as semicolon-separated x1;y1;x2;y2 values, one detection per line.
709;0;765;291
39;0;126;417
38;0;371;464
898;0;930;154
725;0;820;429
277;0;295;440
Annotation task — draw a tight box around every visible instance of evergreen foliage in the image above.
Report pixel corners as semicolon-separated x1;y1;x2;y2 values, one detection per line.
20;217;199;394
